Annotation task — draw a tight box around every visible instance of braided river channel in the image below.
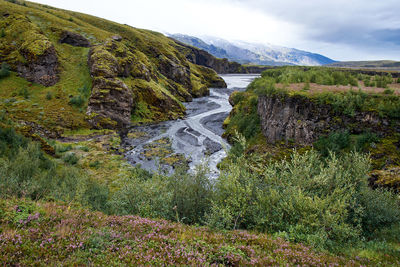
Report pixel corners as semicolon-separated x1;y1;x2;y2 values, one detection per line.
123;74;259;178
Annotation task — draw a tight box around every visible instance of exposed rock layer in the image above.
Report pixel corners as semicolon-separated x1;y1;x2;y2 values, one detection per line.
17;45;58;86
0;14;59;86
257;95;388;145
86;42;133;129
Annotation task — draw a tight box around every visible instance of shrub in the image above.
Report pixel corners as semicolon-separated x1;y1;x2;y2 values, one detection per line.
168;165;212;224
383;88;395;95
0;28;5;38
0;62;11;79
55;144;72;154
314;130;350;156
0;127;108;210
206;149;400;249
78;84;91;98
68;95;85;108
225;94;260;140
302;82;310;91
45;91;53;100
63;152;79;165
18;87;30;99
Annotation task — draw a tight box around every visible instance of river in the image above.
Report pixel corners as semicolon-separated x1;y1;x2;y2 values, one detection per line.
123;74;259;177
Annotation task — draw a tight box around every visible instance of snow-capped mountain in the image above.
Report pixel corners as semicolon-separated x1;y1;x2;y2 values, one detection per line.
169;34;335;66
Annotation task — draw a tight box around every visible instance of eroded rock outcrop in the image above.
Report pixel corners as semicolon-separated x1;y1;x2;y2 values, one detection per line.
17;44;58;86
86;43;133;129
59;31;91;47
257;95;388;145
0;15;59;86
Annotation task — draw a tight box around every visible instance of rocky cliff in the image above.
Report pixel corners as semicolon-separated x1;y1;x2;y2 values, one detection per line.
257;95;388;145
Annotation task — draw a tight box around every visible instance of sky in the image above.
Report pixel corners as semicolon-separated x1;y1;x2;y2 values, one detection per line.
33;0;400;61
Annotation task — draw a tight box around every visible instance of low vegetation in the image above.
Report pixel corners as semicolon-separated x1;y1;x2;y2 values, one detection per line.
1;126;399;265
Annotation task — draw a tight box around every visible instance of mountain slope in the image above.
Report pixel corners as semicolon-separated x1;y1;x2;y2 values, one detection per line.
0;0;226;133
170;34;335;66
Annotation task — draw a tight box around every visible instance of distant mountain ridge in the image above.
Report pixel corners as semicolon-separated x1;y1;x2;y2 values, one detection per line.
169;34;335;66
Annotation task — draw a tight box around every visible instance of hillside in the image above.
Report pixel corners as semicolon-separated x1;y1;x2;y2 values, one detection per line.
170;34;335;66
0;0;230;133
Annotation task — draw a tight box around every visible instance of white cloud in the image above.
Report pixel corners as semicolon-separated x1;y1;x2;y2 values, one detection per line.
31;0;400;61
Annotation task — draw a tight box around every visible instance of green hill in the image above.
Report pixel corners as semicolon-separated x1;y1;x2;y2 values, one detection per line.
0;0;226;132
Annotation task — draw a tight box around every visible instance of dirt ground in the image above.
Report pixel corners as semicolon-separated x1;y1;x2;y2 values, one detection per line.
276;80;400;95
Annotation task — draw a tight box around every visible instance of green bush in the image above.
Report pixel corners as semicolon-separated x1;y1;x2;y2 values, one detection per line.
0;127;28;158
18;87;30;99
314;131;378;157
45;91;53;100
206;149;400;249
383;88;395;95
225;93;260;140
168;166;212;224
0;127;108;211
55;143;72;154
63;152;79;165
314;130;350;156
0;62;11;79
0;28;5;38
68;95;85;108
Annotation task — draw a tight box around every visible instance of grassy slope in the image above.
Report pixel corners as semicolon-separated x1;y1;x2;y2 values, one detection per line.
0;198;376;266
0;0;222;130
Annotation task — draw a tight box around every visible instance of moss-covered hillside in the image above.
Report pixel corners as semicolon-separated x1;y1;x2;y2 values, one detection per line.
0;0;226;133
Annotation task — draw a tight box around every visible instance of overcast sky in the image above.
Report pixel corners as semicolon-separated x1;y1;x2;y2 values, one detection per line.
34;0;400;61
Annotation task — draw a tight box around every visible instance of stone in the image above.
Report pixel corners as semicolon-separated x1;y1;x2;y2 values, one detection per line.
111;35;122;41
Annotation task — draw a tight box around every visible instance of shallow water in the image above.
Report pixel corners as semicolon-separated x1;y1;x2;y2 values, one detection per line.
123;74;259;178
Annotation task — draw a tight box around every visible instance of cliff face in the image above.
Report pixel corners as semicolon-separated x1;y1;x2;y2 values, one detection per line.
257;95;388;145
172;39;269;74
